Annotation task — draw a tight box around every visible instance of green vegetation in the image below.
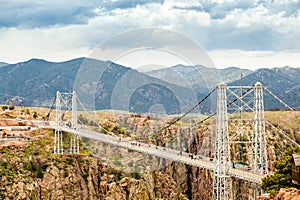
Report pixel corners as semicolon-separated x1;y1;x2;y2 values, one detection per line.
66;157;74;165
107;167;124;183
25;108;30;115
131;171;142;180
112;154;122;166
0;161;16;181
131;166;142;180
112;125;125;134
262;147;300;196
33;111;38;119
1;105;8;111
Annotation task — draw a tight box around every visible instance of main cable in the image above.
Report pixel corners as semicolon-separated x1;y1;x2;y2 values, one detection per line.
45;97;56;120
155;86;218;135
182;85;255;131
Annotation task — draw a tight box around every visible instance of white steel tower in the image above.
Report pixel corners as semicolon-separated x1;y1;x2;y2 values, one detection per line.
252;82;268;174
54;91;62;154
54;91;79;154
213;83;232;200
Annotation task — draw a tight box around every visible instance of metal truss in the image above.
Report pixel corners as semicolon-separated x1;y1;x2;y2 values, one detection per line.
54;91;79;154
252;82;268;174
226;83;268;175
213;83;232;200
213;82;268;200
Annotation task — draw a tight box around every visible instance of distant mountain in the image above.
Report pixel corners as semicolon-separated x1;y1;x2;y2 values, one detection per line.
76;59;198;114
230;66;300;110
0;58;200;114
147;65;300;110
0;58;299;113
0;58;84;106
0;62;8;67
146;65;253;93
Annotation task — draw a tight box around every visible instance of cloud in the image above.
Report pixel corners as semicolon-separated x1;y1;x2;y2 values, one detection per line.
0;23;94;63
209;49;300;69
0;0;166;28
101;0;164;11
0;0;300;68
0;0;99;28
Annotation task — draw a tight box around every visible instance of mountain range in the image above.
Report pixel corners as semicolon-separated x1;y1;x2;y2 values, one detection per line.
0;62;8;67
146;65;253;93
0;58;299;114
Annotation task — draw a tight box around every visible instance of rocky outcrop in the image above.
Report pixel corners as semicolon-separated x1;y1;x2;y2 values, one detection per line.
39;156;99;199
1;110;300;199
275;188;300;200
0;128;189;199
258;188;300;200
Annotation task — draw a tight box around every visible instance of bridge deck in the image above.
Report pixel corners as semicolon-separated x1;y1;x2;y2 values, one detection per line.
57;126;265;184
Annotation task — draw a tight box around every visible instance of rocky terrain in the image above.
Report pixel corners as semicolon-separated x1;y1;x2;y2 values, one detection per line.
82;110;300;199
0;127;191;199
1;108;300;199
258;188;300;200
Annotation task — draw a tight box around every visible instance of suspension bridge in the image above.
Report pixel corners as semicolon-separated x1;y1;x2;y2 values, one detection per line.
38;82;298;200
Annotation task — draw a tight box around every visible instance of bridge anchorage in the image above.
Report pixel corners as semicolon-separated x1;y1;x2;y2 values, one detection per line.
54;91;79;154
51;81;296;200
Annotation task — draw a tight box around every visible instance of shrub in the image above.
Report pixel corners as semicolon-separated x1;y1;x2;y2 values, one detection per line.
33;111;38;119
66;157;73;165
25;161;34;172
35;165;44;178
131;172;142;180
261;147;300;196
25;108;30;115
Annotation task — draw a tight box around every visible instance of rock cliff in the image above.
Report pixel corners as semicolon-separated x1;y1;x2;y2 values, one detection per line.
1;110;300;199
0;128;189;199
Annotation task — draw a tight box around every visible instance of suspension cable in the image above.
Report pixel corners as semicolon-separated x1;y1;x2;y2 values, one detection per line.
45;97;56;120
76;96;110;134
76;97;147;143
263;86;296;111
182;85;300;147
265;120;300;148
183;85;255;131
155;86;218;134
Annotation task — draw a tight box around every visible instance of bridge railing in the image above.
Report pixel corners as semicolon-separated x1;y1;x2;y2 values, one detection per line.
55;126;265;183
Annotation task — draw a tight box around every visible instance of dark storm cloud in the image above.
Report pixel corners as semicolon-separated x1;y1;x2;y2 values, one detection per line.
0;0;165;28
0;0;99;28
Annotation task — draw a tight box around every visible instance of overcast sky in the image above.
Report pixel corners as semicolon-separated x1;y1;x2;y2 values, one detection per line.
0;0;300;69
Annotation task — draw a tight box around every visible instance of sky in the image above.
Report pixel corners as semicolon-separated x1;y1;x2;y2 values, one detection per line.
0;0;300;70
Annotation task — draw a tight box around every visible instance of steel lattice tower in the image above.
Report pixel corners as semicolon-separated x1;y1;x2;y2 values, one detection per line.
213;83;232;200
252;82;268;174
54;91;62;154
54;91;79;154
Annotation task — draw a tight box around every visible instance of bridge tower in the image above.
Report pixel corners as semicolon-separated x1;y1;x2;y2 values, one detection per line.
252;82;268;174
54;91;62;154
213;83;232;200
54;91;79;154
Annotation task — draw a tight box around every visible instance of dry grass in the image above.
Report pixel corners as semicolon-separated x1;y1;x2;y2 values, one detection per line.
2;106;300;132
265;111;300;130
